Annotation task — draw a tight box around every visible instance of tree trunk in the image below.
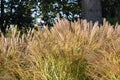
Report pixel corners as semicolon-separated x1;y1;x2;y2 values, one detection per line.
0;0;6;35
81;0;102;24
1;0;4;23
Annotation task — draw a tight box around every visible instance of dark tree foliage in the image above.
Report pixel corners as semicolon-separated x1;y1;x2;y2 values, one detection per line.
39;0;120;25
38;0;81;26
0;0;120;35
101;0;119;18
0;0;35;35
101;0;120;24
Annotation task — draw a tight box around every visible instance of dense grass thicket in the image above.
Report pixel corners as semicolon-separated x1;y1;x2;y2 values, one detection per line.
0;19;120;80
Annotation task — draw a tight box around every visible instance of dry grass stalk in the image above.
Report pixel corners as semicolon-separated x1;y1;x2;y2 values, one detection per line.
0;19;120;80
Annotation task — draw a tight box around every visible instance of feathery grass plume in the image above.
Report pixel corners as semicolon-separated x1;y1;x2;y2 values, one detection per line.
0;18;120;80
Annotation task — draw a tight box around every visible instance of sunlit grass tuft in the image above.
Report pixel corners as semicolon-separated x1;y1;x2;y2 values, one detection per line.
0;19;120;80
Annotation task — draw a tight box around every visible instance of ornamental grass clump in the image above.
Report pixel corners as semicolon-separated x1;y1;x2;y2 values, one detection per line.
0;19;120;80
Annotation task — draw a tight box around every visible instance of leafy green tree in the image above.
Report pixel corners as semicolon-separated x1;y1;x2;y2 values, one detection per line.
38;0;81;26
0;0;34;35
39;0;120;25
101;0;120;24
0;0;120;36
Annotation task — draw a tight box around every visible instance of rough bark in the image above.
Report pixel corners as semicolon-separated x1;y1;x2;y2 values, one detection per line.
81;0;102;24
0;0;6;35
